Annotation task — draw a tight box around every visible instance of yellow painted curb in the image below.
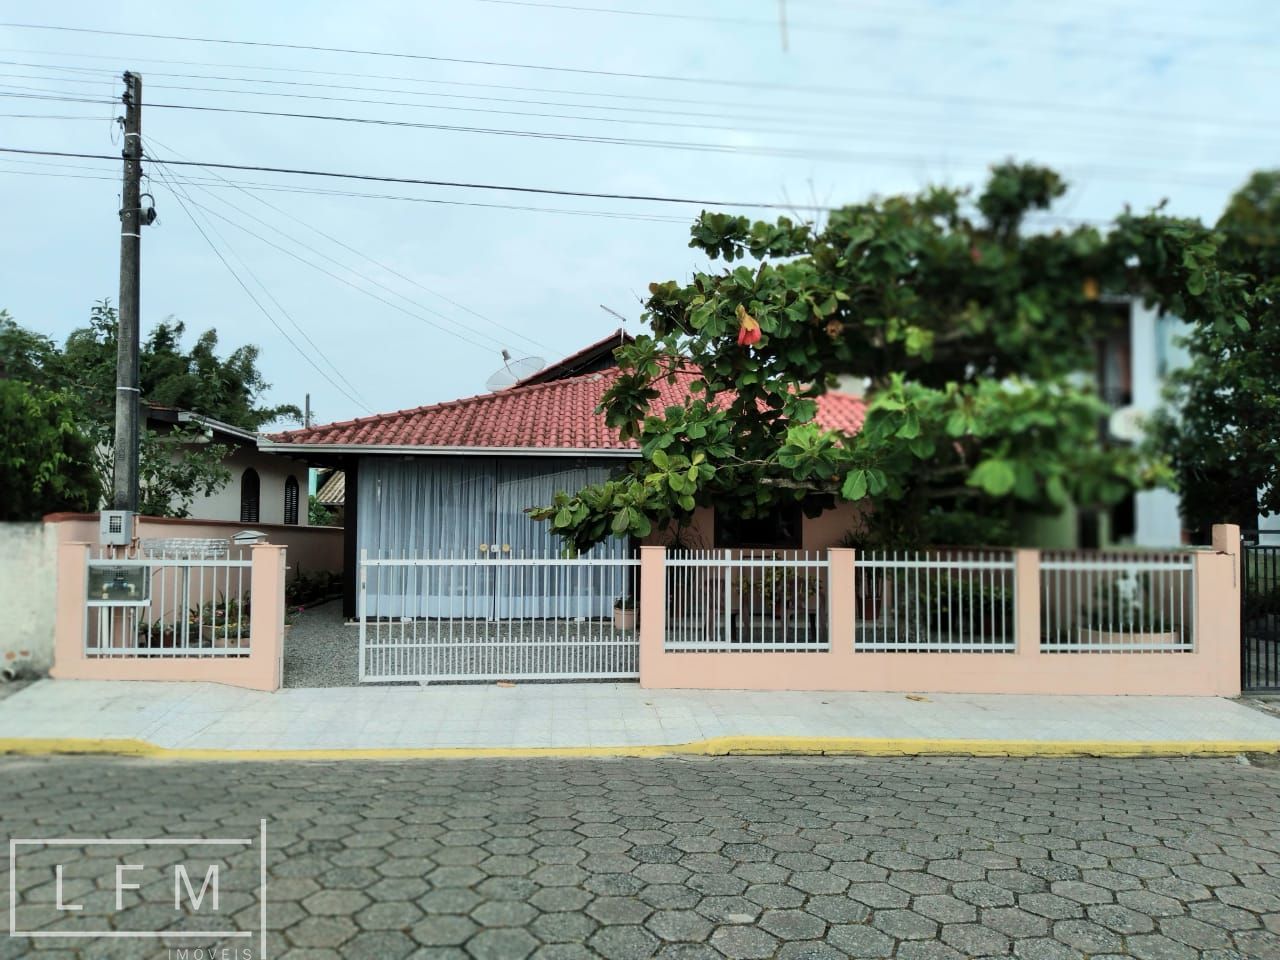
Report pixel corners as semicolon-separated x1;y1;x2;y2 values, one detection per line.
2;736;1280;762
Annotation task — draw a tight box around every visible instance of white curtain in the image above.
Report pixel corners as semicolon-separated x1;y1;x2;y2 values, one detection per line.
358;456;629;618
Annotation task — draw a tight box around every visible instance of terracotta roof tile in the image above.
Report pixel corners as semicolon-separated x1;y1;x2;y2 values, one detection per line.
269;369;865;450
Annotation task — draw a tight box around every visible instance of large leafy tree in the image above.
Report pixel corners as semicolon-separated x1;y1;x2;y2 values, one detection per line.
534;164;1242;552
1;302;301;517
1152;170;1280;532
0;379;99;521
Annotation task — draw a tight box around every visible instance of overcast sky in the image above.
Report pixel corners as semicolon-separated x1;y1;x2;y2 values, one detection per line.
1;0;1276;429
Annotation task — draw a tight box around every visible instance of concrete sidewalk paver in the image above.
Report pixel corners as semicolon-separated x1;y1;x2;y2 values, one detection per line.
2;680;1280;753
5;754;1280;958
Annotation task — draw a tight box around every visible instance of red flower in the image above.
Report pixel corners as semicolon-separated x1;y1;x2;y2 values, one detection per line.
736;304;762;347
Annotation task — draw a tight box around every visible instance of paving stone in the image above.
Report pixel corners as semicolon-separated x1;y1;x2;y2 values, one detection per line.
1125;933;1201;960
1158;915;1234;950
802;895;871;924
824;923;895;957
981;906;1049;938
411;915;478;947
466;928;540;960
469;901;538;927
1087;902;1157;934
531;911;600;944
645;910;713;943
12;754;1280;960
342;931;416;960
355;900;424;930
760;909;827;941
1052;918;1123;953
873;908;938;940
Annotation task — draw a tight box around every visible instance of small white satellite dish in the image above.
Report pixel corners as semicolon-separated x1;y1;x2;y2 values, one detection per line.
485;349;546;391
1108;405;1146;443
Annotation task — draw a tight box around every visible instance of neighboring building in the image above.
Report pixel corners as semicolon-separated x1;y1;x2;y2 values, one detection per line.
145;405;313;526
314;469;346;526
263;330;867;615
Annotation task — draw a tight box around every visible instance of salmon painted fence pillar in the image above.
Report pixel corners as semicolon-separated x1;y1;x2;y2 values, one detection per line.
247;543;287;692
1205;523;1242;696
828;548;855;660
51;541;91;675
1014;548;1041;660
638;545;666;686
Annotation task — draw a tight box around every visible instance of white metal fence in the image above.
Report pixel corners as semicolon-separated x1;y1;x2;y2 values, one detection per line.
854;550;1017;652
358;551;640;681
664;551;829;652
1040;551;1195;652
85;542;253;657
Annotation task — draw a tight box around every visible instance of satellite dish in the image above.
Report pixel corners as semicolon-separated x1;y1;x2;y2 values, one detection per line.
485;349;546;391
1108;405;1146;443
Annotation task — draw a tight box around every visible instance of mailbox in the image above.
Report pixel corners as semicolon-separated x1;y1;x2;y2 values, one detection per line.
86;563;151;607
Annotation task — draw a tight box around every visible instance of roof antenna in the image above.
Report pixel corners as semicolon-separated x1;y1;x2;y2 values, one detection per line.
484;348;545;392
599;304;628;331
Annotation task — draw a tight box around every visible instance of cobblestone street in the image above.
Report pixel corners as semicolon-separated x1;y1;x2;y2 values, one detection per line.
5;755;1280;959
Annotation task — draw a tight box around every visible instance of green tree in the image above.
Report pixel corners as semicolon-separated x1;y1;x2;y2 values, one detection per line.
1;302;300;518
1152;170;1280;532
0;379;99;521
532;164;1241;552
45;301;300;430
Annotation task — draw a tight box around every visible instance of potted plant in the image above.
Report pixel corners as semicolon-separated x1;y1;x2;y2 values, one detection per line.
613;595;637;631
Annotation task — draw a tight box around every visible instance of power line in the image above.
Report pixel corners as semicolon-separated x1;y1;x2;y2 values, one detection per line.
0;21;1270;119
2;85;1255;187
146;158;375;414
0;84;1270;191
143;133;558;356
474;0;1272;50
0;158;692;223
0;146;833;209
147;145;547;357
145;161;375;410
9;64;1273;154
2;45;1270;134
147;154;540;357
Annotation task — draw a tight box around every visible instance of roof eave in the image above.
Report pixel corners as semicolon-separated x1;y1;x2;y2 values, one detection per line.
258;442;640;458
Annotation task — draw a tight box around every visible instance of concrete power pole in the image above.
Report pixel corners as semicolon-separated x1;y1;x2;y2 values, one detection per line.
112;71;144;511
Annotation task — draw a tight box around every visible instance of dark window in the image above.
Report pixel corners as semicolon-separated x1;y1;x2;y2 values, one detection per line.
715;502;803;549
284;475;300;526
240;468;260;523
1112;493;1136;541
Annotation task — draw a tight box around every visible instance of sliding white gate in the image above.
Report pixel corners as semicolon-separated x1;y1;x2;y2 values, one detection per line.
358;551;640;682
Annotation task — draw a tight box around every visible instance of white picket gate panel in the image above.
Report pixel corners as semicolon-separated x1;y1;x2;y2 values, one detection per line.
358;552;640;682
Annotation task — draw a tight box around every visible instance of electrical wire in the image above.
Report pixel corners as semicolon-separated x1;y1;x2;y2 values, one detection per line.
145;161;375;410
0;158;692;223
0;21;1269;110
145;160;375;414
8;64;1273;154
473;0;1272;50
144;133;559;356
1;45;1269;133
0;146;833;209
0;87;1261;189
148;145;549;357
145;149;538;357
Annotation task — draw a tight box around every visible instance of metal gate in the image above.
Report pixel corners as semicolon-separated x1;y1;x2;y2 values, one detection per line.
1242;533;1280;691
358;552;640;682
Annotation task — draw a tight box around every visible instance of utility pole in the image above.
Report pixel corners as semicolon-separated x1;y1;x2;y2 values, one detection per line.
111;71;143;511
304;393;313;429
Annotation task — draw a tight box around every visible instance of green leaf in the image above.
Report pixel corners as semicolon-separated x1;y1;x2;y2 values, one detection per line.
841;469;869;501
968;458;1017;496
1186;270;1206;296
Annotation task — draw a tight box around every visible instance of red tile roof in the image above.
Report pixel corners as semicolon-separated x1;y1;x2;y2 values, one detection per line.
268;369;865;452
